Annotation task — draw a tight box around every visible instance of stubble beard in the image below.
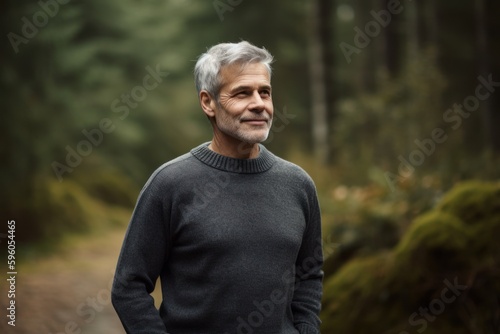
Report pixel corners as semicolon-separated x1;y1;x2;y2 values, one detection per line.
218;118;272;144
215;105;273;144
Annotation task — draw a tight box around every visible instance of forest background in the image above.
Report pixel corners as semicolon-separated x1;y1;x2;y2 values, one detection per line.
1;0;499;333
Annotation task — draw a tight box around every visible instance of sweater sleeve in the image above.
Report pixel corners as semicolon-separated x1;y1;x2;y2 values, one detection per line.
292;180;324;334
111;173;170;334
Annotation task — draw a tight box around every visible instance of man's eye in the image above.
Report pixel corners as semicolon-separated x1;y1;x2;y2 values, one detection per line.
260;90;271;97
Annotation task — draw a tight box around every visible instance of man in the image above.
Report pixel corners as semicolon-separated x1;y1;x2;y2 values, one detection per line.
111;41;323;334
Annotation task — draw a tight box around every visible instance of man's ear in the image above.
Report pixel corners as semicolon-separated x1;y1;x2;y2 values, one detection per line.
199;90;216;118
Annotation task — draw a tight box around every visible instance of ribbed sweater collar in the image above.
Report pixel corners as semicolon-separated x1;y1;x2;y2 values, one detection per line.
191;142;276;174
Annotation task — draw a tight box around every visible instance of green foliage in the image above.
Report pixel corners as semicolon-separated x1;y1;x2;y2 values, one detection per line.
333;49;448;184
438;181;500;226
321;181;500;333
21;174;133;243
72;167;139;208
3;164;136;243
319;183;402;277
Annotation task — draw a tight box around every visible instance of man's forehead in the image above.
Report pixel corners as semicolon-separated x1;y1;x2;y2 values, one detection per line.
219;62;270;87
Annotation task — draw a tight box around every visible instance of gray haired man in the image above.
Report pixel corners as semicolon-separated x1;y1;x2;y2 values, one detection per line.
112;41;324;334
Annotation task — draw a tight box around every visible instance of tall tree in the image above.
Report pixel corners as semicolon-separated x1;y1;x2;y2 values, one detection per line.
308;0;335;164
476;0;499;152
405;0;419;60
424;0;439;51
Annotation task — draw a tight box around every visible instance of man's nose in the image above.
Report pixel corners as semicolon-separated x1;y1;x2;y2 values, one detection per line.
249;91;265;112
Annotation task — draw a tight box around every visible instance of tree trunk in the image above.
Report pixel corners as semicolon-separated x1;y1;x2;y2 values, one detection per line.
405;0;419;61
425;0;439;51
308;0;334;164
383;0;402;77
354;0;376;92
476;0;499;152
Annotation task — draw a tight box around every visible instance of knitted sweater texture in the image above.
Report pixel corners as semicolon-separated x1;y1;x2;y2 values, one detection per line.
111;142;323;334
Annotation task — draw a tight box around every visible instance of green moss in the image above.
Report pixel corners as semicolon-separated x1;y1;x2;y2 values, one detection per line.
437;181;500;263
393;181;500;277
437;181;500;226
321;181;500;333
394;211;471;274
321;253;400;333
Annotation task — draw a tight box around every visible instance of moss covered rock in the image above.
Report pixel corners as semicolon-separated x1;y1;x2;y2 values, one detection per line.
394;211;471;278
321;253;397;333
437;181;500;226
437;181;500;261
320;181;500;333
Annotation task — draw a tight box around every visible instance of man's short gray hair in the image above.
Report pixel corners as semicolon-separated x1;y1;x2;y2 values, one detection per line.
194;41;274;98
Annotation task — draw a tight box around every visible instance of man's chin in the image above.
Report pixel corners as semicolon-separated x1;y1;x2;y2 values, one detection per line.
234;135;269;154
240;134;269;145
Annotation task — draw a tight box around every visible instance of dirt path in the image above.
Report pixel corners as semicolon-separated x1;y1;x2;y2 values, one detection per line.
2;228;130;334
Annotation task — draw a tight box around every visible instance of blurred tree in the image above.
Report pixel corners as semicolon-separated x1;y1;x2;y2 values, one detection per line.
308;0;335;164
475;0;499;152
1;0;206;239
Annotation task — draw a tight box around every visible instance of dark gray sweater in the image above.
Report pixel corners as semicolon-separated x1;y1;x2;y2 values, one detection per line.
111;142;323;334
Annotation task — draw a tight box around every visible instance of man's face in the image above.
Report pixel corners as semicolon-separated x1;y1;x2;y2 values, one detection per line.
212;62;274;145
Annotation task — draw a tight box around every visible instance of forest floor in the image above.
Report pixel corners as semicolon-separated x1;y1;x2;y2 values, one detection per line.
1;227;142;334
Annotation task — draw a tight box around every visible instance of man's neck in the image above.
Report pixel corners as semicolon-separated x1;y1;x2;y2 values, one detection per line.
208;138;260;159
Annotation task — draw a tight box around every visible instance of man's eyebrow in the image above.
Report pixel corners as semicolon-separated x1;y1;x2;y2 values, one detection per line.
230;84;272;93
